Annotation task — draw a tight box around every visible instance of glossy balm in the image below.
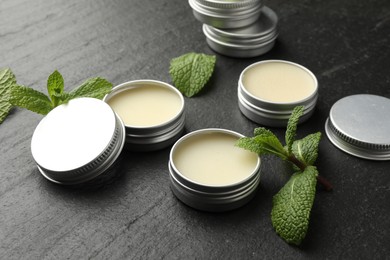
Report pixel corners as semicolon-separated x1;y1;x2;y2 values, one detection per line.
107;84;182;127
242;61;316;103
172;131;259;186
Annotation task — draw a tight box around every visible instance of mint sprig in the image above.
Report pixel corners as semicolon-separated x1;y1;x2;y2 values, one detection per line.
237;106;332;245
169;52;216;97
0;69;112;123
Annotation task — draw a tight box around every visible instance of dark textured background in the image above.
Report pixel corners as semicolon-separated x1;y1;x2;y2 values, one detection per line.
1;0;389;259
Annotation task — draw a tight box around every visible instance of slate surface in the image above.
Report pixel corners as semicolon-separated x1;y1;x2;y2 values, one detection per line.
0;0;389;259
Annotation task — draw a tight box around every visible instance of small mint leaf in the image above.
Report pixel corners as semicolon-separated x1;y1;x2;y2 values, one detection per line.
285;106;304;153
237;133;288;160
292;132;321;167
67;77;112;100
271;166;318;245
47;70;64;107
0;68;17;124
10;85;52;115
169;52;216;97
254;127;275;137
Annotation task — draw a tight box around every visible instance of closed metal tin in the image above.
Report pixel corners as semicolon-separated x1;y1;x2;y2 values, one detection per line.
104;80;185;151
202;6;278;58
31;98;126;185
189;0;263;29
325;94;390;160
238;60;318;127
169;128;261;212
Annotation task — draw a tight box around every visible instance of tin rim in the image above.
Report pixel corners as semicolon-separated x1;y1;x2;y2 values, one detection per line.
104;80;185;130
169;128;261;189
239;60;318;106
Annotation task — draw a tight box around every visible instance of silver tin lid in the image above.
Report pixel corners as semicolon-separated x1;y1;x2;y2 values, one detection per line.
168;128;261;212
237;60;318;127
202;6;278;58
189;0;263;29
325;94;390;160
104;80;185;151
31;98;126;184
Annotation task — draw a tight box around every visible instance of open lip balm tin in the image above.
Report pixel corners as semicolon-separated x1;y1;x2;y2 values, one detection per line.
238;60;318;127
188;0;263;29
169;128;261;212
325;94;390;160
104;80;185;151
31;98;126;185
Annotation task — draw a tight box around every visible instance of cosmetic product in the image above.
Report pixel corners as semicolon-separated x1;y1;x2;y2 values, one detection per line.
169;128;261;212
189;0;263;29
104;80;185;151
238;60;318;127
325;94;390;160
31;98;126;185
202;6;278;58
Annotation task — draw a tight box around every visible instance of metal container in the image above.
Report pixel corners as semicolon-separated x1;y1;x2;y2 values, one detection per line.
238;60;318;127
189;0;263;29
202;6;278;58
31;98;126;185
104;80;185;151
169;128;261;212
325;94;390;160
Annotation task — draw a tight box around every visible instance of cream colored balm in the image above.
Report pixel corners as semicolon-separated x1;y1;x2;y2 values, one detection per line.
242;61;317;103
172;132;259;186
107;84;182;127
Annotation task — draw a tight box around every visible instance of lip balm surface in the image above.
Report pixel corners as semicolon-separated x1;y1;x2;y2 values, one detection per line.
107;84;182;127
172;132;259;186
242;61;316;103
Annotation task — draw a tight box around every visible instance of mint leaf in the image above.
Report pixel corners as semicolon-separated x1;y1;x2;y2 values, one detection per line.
169;52;216;97
292;132;321;167
237;131;288;160
10;85;52;115
47;70;64;107
285;106;304;153
271;166;318;245
67;77;112;101
0;68;17;124
254;127;275;137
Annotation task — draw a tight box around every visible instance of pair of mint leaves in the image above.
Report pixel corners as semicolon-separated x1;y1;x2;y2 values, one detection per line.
0;68;112;124
237;106;330;245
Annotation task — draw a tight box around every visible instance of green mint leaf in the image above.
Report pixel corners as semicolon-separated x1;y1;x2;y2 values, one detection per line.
254;127;275;137
237;131;288;160
285;106;304;153
47;70;64;107
292;132;321;167
67;77;112;101
169;52;216;97
271;166;318;245
10;85;52;115
0;68;17;124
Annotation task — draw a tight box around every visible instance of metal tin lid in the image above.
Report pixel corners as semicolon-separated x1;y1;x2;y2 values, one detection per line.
189;0;263;29
325;94;390;160
202;6;278;58
31;98;126;184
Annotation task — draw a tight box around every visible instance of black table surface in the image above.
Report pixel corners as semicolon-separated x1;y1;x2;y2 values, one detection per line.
1;0;389;259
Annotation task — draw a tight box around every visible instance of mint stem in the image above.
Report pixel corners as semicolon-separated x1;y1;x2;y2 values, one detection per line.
288;154;333;191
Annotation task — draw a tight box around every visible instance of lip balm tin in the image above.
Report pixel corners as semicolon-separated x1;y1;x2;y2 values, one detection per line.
238;60;318;127
188;0;263;29
31;98;126;185
104;80;185;151
325;94;390;160
169;128;261;212
202;6;278;58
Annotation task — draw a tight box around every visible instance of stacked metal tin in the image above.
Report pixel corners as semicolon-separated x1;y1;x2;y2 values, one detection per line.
189;0;278;58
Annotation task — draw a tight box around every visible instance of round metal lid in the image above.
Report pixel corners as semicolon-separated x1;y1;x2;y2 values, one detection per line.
325;94;390;160
31;98;119;173
194;0;261;9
